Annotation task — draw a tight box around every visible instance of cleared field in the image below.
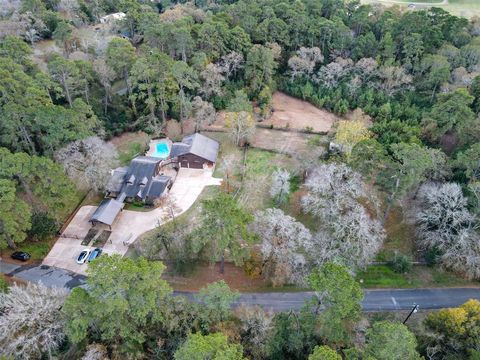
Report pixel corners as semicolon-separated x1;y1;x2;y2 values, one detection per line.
261;92;338;133
361;0;480;18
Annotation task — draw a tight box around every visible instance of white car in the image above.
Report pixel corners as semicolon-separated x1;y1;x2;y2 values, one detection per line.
76;249;91;264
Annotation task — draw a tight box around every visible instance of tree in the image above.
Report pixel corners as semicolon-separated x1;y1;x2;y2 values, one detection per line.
63;255;172;356
308;346;341;360
191;96;216;132
199;63;225;99
0;179;31;249
172;61;199;121
252;208;312;286
302;164;385;269
196;280;239;325
174;333;246;360
416;182;480;279
245;44;277;96
0;147;78;222
422;88;479;147
334;120;371;156
288;46;323;81
129;51;177;129
376;66;413;97
0;283;68;359
54;137;119;192
106;38;136;111
424;299;480;359
52;20;73;55
93;57;115;115
225;111;255;147
227;90;253;113
365;321;422;360
235;305;274;360
455;143;480;182
193;192;254;274
48;54;81;107
308;263;363;343
418;54;451;99
218;51;244;79
266;308;318;360
270;169;291;205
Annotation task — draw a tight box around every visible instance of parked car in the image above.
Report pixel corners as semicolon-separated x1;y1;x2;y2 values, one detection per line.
76;249;91;264
11;251;31;261
88;248;102;262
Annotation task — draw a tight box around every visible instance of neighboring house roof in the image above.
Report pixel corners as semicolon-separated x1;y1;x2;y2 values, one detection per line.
106;167;128;193
171;133;219;163
90;199;124;226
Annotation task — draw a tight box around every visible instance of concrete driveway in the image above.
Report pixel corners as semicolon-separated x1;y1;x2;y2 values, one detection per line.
43;169;221;274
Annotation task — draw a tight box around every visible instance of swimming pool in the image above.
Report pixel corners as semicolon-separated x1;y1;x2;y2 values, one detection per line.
151;142;170;159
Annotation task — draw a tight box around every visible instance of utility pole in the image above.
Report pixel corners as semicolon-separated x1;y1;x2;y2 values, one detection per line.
403;303;419;324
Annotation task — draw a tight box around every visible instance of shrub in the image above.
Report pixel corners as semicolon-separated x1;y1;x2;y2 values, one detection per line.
28;212;57;241
389;254;412;273
425;247;441;266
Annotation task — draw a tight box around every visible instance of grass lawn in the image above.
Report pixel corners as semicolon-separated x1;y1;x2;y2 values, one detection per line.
109;131;150;166
0;240;52;262
360;0;480;18
357;265;479;288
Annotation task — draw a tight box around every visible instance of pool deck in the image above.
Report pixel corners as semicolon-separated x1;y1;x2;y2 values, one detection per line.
145;138;172;158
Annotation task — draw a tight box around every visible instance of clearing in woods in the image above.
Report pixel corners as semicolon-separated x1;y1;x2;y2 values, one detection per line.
260;92;338;133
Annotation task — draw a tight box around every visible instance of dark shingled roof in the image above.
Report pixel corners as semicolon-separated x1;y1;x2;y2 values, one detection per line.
106;167;128;193
119;156;162;200
90;199;124;226
145;175;171;200
171;133;219;163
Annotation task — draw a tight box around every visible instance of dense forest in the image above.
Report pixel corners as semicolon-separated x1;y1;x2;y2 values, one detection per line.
1;0;480;359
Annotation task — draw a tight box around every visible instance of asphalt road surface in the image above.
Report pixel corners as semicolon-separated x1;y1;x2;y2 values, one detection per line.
2;260;479;312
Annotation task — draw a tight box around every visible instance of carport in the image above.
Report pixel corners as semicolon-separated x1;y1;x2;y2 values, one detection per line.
89;199;124;229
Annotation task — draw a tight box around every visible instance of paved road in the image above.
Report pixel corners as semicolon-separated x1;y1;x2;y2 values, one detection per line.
2;260;479;312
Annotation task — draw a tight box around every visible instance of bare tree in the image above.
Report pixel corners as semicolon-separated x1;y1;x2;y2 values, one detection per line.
93;57;115;115
270;169;291;205
252;208;313;286
235;305;274;360
81;343;110;360
315;57;354;88
218;51;244;78
0;283;68;359
302;164;385;269
288;47;323;81
225;111;256;147
191;96;216;132
219;153;242;191
199;63;225;98
54;136;118;192
416;182;480;279
376;66;413;97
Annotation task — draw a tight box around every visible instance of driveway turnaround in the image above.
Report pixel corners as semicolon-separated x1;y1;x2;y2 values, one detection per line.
2;260;479;312
43;168;221;274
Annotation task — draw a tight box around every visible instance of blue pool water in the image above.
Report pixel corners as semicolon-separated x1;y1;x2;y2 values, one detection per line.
152;142;170;159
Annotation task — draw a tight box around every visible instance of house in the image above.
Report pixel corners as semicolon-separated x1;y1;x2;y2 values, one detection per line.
105;156;172;205
171;133;219;169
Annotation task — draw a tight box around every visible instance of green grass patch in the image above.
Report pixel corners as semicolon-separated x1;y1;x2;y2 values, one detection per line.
357;265;480;289
118;142;144;166
357;265;418;288
15;241;51;260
